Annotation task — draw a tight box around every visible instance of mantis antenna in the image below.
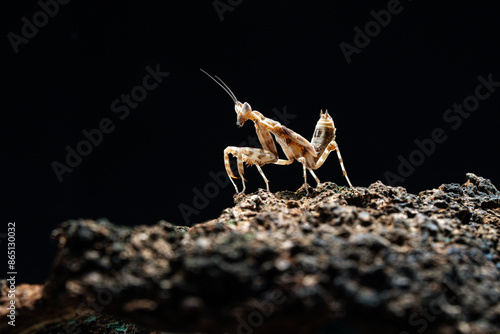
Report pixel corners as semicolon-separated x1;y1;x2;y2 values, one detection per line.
200;68;238;104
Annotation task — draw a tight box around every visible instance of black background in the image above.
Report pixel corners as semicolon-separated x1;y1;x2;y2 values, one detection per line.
2;1;499;283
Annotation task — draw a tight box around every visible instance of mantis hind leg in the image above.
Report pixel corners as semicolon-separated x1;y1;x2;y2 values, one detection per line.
313;140;359;193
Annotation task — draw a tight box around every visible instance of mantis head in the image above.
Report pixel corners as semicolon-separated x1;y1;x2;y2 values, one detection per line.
201;69;252;127
235;101;252;127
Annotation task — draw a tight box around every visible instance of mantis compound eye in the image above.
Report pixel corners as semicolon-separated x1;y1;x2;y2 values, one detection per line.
241;102;252;114
236;102;252;127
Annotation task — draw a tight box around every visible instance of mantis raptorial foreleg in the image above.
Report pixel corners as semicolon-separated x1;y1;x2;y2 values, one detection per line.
224;146;277;193
274;144;295;166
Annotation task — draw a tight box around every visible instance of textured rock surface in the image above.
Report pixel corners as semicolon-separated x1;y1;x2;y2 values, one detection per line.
1;173;499;333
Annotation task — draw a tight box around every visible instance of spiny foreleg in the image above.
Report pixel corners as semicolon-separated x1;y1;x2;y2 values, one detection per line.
274;143;295;166
224;147;240;193
224;146;277;193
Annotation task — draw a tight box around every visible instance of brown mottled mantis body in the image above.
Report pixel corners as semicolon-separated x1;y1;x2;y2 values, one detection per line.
201;69;357;195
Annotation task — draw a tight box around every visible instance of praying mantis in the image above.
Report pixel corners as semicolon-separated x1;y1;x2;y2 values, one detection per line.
201;69;358;195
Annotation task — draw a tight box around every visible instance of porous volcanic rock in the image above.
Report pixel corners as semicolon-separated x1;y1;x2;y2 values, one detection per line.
1;173;499;334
